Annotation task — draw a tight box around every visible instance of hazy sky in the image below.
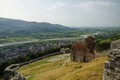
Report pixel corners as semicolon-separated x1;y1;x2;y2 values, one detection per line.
0;0;120;27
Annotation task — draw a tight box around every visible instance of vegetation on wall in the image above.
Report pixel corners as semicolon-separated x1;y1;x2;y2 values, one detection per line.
95;39;111;52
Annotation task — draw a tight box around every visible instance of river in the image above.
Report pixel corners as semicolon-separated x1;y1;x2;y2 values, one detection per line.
0;32;101;47
0;37;82;47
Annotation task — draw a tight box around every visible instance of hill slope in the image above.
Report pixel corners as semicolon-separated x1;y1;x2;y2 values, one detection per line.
19;54;108;80
0;18;71;37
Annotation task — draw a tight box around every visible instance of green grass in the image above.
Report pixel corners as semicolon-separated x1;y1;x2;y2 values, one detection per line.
19;54;108;80
0;37;38;43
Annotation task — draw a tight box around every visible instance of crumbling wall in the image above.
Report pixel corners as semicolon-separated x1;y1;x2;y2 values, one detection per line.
4;64;25;80
60;48;70;54
4;52;61;80
70;50;95;62
103;40;120;80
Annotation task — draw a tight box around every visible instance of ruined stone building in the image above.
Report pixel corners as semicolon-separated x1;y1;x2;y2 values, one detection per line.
71;36;95;62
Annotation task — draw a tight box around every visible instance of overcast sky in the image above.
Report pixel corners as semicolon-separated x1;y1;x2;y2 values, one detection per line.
0;0;120;27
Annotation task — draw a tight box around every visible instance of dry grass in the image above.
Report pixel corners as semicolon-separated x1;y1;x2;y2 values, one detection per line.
19;53;108;80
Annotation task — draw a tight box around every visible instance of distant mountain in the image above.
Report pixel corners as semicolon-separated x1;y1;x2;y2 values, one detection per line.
0;18;71;36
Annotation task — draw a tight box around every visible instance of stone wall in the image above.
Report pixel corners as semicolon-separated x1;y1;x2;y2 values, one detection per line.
4;52;61;80
70;51;94;62
103;40;120;80
0;40;74;63
4;64;25;80
60;48;70;54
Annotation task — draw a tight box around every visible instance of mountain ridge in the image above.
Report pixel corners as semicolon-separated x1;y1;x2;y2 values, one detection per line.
0;17;72;38
0;17;71;32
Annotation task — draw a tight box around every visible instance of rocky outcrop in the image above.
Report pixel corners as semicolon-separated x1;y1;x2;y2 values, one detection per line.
103;40;120;80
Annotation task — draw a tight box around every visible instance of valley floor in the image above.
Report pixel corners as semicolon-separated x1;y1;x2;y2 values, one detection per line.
19;53;108;80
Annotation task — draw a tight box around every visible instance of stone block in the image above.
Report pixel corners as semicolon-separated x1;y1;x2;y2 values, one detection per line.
103;40;120;80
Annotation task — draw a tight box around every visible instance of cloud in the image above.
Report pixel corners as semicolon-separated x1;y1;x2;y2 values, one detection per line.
46;1;66;11
77;1;116;8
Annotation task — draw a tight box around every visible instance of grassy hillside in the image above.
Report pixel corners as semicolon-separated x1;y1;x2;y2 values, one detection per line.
19;53;108;80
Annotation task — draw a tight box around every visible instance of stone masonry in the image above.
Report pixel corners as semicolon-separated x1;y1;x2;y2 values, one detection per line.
103;40;120;80
4;64;25;80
